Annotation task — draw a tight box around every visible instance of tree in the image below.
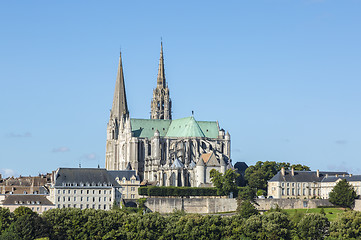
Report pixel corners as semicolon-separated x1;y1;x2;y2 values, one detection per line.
296;213;330;239
237;200;258;218
0;207;12;234
238;186;256;202
329;179;357;208
329;211;361;239
210;169;239;196
245;161;310;191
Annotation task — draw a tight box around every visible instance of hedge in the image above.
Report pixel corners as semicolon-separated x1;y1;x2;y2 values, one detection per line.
138;186;221;196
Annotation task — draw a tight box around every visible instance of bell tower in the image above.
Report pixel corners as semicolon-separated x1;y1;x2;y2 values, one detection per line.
151;41;172;120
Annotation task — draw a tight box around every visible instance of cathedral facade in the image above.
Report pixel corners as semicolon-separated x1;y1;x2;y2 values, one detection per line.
105;43;232;187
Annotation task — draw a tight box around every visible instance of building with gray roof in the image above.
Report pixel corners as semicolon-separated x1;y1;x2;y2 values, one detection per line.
321;174;361;199
49;168;140;210
268;167;348;199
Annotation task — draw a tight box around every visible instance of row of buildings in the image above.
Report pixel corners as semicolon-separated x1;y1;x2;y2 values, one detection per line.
267;168;361;199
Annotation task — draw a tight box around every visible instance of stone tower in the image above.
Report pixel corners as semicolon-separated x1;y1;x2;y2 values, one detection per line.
150;42;172;120
105;52;132;170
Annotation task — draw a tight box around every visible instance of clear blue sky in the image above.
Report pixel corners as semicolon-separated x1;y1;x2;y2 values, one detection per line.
1;1;360;178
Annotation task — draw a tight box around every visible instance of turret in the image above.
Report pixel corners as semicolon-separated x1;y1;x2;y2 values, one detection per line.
196;158;205;186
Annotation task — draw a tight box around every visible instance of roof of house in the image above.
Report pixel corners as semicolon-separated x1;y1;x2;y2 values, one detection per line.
54;168;117;187
269;170;349;183
234;162;249;173
322;175;361;183
2;194;54;206
130;117;219;139
107;170;140;181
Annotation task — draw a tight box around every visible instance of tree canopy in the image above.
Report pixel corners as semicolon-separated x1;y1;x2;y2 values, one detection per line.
245;161;310;190
210;169;239;196
329;179;357;208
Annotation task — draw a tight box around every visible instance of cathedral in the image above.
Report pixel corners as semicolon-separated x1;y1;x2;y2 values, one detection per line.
105;43;232;187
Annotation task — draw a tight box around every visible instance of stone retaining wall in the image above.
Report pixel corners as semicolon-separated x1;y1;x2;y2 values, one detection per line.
144;197;334;214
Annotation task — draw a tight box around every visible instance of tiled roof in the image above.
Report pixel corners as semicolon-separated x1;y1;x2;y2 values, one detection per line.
2;195;54;206
269;170;349;183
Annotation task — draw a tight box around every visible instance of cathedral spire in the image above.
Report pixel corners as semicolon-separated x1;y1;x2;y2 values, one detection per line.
157;41;166;88
111;51;129;120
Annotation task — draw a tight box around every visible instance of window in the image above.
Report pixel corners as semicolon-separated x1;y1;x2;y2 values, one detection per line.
87;190;89;194
68;197;70;201
81;197;83;201
86;204;89;209
99;197;101;202
73;204;76;208
74;190;76;194
81;190;83;194
131;179;135;184
68;190;70;194
104;190;107;194
93;197;95;202
44;207;47;211
131;194;135;199
98;205;101;209
104;197;107;201
57;204;60;208
131;187;135;191
287;183;289;187
80;204;83;209
87;197;89;201
63;190;65;194
99;190;101;194
292;188;295;195
63;197;65;202
58;197;60;202
281;183;284;187
104;205;106;210
74;197;76;201
58;190;60;194
287;188;289;195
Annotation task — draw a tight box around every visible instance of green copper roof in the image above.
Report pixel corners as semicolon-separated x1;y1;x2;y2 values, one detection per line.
197;121;219;138
130;117;219;139
166;117;205;138
130;119;171;138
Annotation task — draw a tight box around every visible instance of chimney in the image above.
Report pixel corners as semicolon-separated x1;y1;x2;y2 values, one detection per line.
316;169;320;178
350;174;353;177
291;167;295;176
281;167;285;176
343;174;346;177
325;174;328;178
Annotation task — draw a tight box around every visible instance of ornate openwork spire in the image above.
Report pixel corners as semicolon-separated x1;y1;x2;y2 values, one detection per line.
157;41;166;88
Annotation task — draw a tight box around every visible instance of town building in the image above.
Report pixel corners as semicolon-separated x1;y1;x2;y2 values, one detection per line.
0;194;55;214
267;167;347;199
0;174;51;195
49;168;140;210
105;42;232;187
321;174;361;199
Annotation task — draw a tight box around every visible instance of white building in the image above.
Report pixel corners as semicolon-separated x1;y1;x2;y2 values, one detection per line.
321;174;361;199
267;168;347;199
49;168;140;210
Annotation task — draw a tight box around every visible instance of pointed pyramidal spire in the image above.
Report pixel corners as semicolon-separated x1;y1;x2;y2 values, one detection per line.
157;41;166;88
111;51;129;120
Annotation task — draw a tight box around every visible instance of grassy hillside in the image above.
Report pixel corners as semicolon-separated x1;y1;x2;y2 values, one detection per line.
283;207;345;221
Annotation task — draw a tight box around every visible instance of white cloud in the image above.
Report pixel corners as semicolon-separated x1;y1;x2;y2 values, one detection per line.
6;132;32;138
52;147;70;153
0;168;18;178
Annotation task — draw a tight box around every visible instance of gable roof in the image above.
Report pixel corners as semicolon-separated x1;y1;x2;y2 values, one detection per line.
166;117;205;138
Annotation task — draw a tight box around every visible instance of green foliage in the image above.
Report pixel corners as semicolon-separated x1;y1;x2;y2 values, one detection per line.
237;200;259;218
296;213;330;239
329;179;357;208
138;186;219;196
243;212;291;240
257;189;266;196
210;169;239;196
245;161;310;191
329;210;361;239
13;206;36;218
0;207;12;234
237;186;256;202
137;198;147;211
